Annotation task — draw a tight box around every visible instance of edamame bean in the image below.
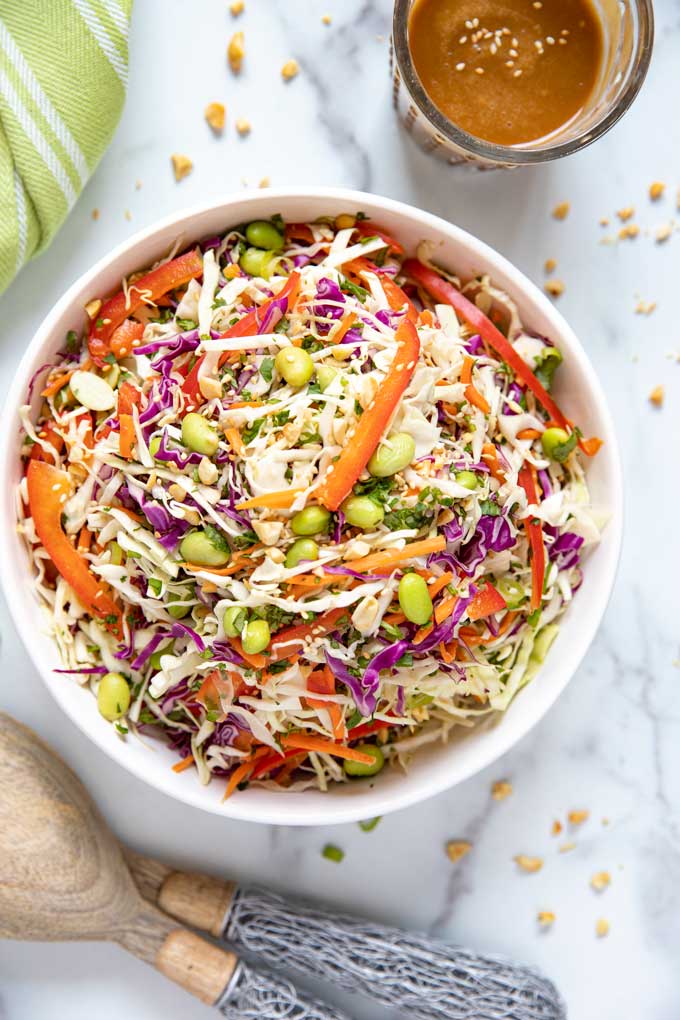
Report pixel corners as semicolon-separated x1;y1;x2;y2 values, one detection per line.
245;219;284;250
275;346;314;388
367;432;416;478
285;538;319;568
240;247;276;279
148;435;162;460
223;606;248;637
149;640;175;672
343;743;385;777
291;505;330;536
455;470;478;490
241;619;271;655
341;495;384;530
181;413;219;457
316;365;338;392
179;529;230;567
168;587;193;619
541;427;576;463
97;672;131;722
398;572;433;625
497;576;526;610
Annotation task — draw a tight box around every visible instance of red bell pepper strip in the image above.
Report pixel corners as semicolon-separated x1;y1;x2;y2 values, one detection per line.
306;665;345;740
315;317;421;511
467;582;507;622
349;257;418;322
110;318;145;360
117;380;142;415
518;463;546;613
88;248;203;364
402;259;603;457
26;460;123;637
181;271;301;411
29;422;64;465
269;607;348;662
352;220;405;255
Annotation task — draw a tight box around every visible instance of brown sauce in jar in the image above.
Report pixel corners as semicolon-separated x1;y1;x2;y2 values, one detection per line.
408;0;604;146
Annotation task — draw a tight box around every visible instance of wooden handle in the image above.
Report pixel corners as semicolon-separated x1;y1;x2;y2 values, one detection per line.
126;849;237;938
116;897;238;1005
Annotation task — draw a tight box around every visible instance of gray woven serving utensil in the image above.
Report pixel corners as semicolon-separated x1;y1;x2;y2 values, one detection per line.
0;713;350;1020
129;853;566;1020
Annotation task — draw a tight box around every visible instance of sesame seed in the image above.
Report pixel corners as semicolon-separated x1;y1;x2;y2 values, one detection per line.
465;19;473;28
533;1;543;7
506;59;515;67
513;68;523;77
459;34;468;43
456;62;466;71
546;35;555;44
490;43;497;54
561;28;570;34
558;38;567;44
475;66;485;75
512;36;519;46
509;48;518;57
472;17;479;27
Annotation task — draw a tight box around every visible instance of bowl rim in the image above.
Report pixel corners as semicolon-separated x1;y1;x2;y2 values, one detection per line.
0;186;623;825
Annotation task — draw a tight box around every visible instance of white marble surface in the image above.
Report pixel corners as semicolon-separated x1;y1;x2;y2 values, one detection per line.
1;1;679;1017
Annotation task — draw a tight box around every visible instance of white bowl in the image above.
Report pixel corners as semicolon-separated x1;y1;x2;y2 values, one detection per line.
0;188;623;826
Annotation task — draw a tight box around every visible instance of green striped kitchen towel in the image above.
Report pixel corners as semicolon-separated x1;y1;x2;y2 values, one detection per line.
0;0;132;294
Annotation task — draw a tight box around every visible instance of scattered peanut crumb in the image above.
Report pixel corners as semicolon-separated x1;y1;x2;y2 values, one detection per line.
228;31;245;72
552;201;570;220
545;279;565;298
446;840;472;863
544;258;557;274
618;224;640;240
635;298;656;315
537;911;556;928
259;176;270;188
205;102;226;133
230;0;244;13
591;871;611;892
595;918;610;938
648;385;664;407
551;820;563;837
568;810;589;826
135;179;142;190
655;224;673;243
124;209;132;221
617;206;635;222
236;117;251;136
84;298;102;320
171;153;193;182
281;58;299;81
514;855;543;874
491;779;513;801
602;817;610;826
599;217;610;227
91;208;100;221
322;13;332;24
649;181;665;201
559;841;576;853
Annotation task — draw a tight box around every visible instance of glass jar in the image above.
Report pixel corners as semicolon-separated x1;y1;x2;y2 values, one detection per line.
391;0;654;170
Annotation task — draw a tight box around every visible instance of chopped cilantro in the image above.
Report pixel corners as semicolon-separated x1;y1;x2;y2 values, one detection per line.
65;329;80;354
340;277;368;301
479;499;501;517
302;336;325;353
359;817;381;832
259;356;274;382
176;318;197;331
204;523;230;554
242;418;264;444
322;844;345;863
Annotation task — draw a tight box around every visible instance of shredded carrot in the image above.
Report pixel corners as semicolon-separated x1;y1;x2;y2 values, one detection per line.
413;623;433;645
306;666;346;741
172;754;196;774
223;747;271;800
280;734;374;764
418;309;434;327
227;400;264;410
435;594;458;625
114;507;146;524
461;355;474;385
224;427;245;457
230;636;268;670
41;370;74;398
439;641;456;664
428;571;454;599
76;526;92;552
465;383;491;414
346;536;446;575
496;610;519;636
276;752;308;785
482;443;506;482
236;488;305;510
382;611;406;626
119;414;135;459
330;312;358;345
517;428;542;441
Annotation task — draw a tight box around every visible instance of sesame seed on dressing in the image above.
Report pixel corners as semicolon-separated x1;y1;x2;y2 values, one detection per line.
407;0;604;146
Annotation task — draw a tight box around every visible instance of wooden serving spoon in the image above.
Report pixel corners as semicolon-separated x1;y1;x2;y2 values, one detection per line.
0;713;348;1020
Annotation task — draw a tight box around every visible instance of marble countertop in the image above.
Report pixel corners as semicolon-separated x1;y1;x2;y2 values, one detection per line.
1;1;678;1017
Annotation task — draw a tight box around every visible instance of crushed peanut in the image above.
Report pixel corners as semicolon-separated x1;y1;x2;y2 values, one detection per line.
198;458;219;486
559;841;576;853
259;176;270;188
544;258;557;274
590;871;611;892
281;58;299;81
545;279;565;298
168;483;187;502
599;217;610;227
551;820;563;836
322;13;332;24
635;298;656;315
230;0;244;13
84;298;102;320
648;385;664;407
236;117;251;136
552;201;570;220
228;31;245;72
124;209;131;221
568;810;589;826
537;911;556;928
618;224;639;240
446;840;472;863
617;206;635;222
491;779;513;801
655;224;673;243
205;102;226;133
514;855;543;873
91;208;100;221
649;181;665;201
135;179;142;190
595;918;610;938
171;153;193;182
